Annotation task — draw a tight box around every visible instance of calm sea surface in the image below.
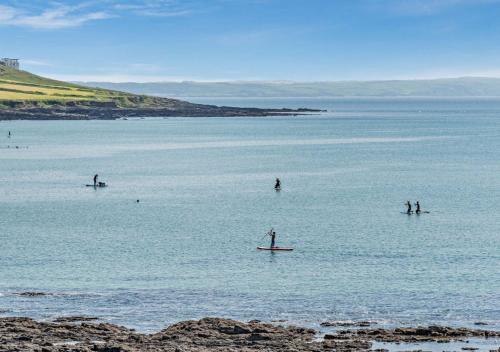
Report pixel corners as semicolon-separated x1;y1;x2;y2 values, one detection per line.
0;97;499;332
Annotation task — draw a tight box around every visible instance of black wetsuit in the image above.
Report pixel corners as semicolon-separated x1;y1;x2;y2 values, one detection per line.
406;201;412;214
415;202;421;214
93;174;98;186
271;232;276;248
275;179;281;189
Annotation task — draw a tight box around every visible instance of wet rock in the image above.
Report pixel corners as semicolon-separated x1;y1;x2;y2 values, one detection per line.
344;325;500;343
247;332;271;341
474;322;490;326
320;320;377;327
1;317;499;352
53;316;99;323
15;292;49;297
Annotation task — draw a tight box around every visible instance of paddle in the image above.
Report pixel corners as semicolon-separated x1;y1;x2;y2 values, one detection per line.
260;228;273;240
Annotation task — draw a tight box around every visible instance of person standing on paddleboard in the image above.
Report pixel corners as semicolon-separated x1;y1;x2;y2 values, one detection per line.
405;201;412;214
267;228;277;248
93;174;98;187
415;201;421;214
275;178;281;190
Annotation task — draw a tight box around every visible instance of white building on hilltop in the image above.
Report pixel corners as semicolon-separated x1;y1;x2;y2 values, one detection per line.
0;58;20;70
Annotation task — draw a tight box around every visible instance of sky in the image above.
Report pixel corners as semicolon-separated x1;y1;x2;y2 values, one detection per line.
1;0;500;82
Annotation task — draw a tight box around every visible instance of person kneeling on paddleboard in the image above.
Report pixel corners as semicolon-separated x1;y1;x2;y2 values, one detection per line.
275;178;281;190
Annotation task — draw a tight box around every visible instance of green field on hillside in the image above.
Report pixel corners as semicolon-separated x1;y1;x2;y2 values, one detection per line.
0;66;308;119
0;65;132;103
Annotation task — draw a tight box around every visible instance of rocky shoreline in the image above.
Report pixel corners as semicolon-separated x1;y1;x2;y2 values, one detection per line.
1;316;499;351
0;100;323;120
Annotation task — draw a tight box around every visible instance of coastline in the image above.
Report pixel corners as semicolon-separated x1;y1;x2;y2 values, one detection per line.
0;66;324;120
1;316;499;351
0;103;323;120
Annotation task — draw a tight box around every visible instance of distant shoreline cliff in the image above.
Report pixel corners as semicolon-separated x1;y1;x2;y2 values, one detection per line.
77;77;500;98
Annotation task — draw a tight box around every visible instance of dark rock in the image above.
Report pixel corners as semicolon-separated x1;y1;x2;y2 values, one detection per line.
219;325;251;335
53;316;99;323
15;292;49;297
320;320;377;327
247;333;271;341
0;317;498;352
0;99;323;120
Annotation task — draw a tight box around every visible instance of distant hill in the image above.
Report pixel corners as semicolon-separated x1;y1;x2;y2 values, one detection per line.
0;66;316;120
78;77;500;97
0;64;184;107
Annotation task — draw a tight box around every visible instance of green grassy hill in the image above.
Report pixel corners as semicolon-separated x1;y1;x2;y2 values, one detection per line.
0;66;314;119
0;65;143;107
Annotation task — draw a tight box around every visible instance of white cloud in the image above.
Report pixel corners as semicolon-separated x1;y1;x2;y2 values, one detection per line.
0;4;112;29
0;5;17;21
0;1;193;29
113;0;193;17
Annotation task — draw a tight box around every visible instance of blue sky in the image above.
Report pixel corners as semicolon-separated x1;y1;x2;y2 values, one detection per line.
1;0;500;82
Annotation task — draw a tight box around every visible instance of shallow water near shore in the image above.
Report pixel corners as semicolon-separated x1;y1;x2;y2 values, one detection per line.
371;338;500;352
0;97;499;334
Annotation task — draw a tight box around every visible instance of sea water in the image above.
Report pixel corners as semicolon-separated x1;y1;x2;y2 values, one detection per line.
0;97;499;333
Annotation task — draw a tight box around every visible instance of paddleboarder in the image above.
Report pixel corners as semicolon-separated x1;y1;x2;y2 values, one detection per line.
415;201;421;214
405;200;412;214
275;178;281;190
257;228;293;251
267;228;277;248
93;174;98;187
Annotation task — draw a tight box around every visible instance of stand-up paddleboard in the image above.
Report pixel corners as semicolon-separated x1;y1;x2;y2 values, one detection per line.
257;246;293;251
400;211;430;214
275;187;281;191
85;184;107;188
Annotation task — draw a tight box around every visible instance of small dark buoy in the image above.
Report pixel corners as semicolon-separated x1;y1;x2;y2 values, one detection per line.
136;199;140;203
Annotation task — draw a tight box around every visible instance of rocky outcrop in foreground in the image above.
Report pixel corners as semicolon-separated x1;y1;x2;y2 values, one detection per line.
0;316;499;351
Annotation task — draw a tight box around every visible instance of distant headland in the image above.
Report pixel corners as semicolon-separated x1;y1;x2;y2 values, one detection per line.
0;61;320;120
79;77;500;98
